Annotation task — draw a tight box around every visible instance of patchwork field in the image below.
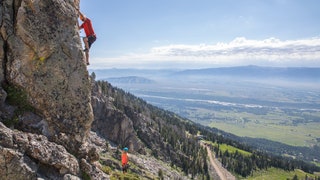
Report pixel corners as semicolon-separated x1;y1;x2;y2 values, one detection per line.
243;168;317;180
189;108;320;147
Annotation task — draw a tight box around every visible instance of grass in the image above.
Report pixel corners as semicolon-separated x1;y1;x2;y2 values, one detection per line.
242;168;317;180
211;120;320;147
99;157;143;180
207;109;320;147
210;142;252;156
99;151;156;180
313;162;320;167
110;172;140;180
2;84;35;128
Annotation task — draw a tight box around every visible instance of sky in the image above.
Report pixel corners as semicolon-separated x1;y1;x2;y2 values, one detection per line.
79;0;320;69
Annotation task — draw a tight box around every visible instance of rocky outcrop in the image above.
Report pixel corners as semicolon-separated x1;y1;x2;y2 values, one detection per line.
0;0;93;154
91;81;145;153
0;122;79;179
0;122;109;180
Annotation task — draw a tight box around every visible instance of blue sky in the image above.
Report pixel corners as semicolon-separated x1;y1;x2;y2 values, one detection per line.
79;0;320;69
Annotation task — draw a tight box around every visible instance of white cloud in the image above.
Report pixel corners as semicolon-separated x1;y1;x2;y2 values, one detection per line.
90;37;320;69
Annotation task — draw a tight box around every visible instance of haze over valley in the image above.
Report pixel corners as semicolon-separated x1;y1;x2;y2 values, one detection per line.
92;66;320;149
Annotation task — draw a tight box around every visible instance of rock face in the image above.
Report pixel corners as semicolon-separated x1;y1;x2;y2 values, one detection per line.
0;0;93;153
0;122;80;179
0;122;109;180
91;81;145;152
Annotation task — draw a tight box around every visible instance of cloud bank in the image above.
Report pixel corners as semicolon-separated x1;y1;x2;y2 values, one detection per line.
91;37;320;69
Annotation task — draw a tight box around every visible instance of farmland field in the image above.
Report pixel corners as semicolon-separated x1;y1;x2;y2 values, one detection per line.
243;168;317;180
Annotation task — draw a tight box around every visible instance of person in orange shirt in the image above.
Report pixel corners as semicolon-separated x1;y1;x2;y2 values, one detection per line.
121;147;129;173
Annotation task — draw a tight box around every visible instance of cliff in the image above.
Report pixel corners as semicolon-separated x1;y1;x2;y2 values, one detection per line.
0;0;104;179
1;0;93;154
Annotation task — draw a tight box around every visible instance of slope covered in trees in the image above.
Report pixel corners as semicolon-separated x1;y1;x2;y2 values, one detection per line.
93;77;210;178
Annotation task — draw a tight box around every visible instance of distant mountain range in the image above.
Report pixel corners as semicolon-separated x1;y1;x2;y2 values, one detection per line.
105;76;155;84
91;66;320;82
173;66;320;80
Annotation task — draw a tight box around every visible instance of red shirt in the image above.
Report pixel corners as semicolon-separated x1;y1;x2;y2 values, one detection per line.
121;152;128;165
80;18;95;37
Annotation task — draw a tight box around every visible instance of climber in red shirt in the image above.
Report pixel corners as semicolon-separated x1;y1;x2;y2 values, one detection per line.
79;11;96;65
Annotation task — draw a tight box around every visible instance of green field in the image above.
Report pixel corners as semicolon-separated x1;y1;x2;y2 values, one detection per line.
210;117;320;147
187;107;320;147
209;142;252;156
242;168;318;180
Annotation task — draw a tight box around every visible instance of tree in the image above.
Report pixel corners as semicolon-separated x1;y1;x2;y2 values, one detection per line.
158;169;164;180
91;72;96;81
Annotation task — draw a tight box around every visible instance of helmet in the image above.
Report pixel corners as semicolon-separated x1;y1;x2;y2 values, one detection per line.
123;147;128;151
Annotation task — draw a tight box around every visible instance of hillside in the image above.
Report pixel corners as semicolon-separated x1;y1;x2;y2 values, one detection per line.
90;76;211;178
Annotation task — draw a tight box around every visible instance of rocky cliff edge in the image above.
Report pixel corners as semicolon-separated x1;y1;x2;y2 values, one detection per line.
0;0;93;154
0;0;105;179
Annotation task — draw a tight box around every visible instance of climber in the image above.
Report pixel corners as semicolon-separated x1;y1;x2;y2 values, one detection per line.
78;11;96;65
121;147;129;174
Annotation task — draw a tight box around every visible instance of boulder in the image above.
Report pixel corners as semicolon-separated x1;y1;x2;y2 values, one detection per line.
0;122;80;179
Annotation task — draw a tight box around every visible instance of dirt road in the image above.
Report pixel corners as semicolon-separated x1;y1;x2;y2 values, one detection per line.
204;144;236;180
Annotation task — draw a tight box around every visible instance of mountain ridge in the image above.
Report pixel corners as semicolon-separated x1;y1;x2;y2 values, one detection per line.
105;76;155;84
173;65;320;80
90;66;320;82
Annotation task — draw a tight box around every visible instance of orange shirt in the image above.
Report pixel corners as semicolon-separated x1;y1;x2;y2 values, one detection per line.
121;152;128;165
80;18;95;37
